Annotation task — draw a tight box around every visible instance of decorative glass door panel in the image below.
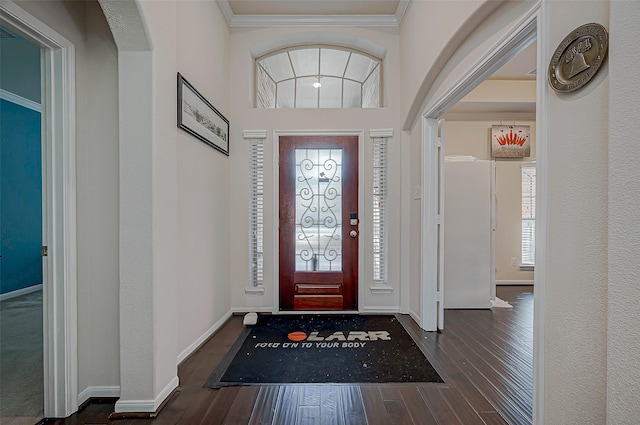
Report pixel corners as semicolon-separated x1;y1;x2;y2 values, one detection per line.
295;148;343;272
279;136;358;311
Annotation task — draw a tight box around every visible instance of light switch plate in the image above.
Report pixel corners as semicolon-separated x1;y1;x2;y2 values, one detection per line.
413;186;421;200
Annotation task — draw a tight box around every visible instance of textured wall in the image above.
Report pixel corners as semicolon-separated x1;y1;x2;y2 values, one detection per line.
176;0;231;360
542;1;609;423
607;1;640;423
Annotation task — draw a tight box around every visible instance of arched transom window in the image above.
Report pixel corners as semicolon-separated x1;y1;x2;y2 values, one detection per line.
256;46;381;109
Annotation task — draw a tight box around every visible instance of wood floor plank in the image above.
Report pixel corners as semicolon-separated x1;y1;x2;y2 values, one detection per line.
397;316;498;415
398;386;438;425
340;386;366;425
360;386;391;425
479;411;510;425
299;385;322;406
298;406;321;425
224;386;260;425
248;386;280;425
320;385;344;425
433;331;532;425
418;387;462;425
199;386;241;425
438;387;485;424
379;385;403;401
272;385;300;425
383;399;415;425
177;389;220;425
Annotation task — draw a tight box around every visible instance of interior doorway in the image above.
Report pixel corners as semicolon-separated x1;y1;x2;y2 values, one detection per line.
0;24;44;424
278;135;359;311
0;0;79;417
420;8;538;332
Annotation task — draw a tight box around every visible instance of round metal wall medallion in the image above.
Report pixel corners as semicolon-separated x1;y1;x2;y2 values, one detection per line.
548;23;608;93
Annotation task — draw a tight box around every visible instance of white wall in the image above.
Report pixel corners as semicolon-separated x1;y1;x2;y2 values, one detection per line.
81;0;120;393
541;1;609;422
608;2;640;423
105;0;233;408
444;119;536;282
227;26;403;313
399;0;500;129
14;0;121;399
176;0;231;359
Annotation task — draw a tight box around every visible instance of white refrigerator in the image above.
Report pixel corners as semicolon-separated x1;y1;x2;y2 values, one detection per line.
443;158;496;309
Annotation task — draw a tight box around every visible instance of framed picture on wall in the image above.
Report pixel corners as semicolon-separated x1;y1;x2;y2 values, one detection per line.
177;73;229;156
491;125;530;158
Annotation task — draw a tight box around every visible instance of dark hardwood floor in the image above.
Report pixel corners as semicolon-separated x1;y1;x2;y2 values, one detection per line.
45;286;533;425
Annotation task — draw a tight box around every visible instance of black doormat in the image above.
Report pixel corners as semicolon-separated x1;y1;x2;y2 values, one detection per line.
205;315;444;388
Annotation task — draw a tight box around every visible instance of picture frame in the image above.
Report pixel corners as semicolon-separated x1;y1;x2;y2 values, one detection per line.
177;73;229;156
491;125;530;158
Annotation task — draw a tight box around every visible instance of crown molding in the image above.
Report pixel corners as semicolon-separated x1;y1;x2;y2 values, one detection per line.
218;0;409;28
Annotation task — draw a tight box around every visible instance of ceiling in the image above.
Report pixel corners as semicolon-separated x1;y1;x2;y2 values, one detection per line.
226;0;401;16
490;42;537;80
218;0;408;27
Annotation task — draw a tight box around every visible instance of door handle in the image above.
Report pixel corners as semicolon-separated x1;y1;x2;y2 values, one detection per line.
350;230;358;238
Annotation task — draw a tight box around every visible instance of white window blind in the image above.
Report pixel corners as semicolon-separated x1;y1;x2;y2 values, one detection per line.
521;165;536;266
249;139;264;287
372;137;388;283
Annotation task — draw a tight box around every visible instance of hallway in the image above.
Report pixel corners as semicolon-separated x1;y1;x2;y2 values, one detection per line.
50;286;533;425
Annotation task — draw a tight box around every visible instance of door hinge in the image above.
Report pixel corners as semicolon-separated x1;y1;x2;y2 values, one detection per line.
436;215;443;225
436;291;443;303
42;246;48;257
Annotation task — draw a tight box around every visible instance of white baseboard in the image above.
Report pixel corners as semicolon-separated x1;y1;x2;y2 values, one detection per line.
409;309;421;325
114;376;178;414
177;311;232;365
77;386;120;406
230;306;274;314
496;280;534;286
0;284;43;301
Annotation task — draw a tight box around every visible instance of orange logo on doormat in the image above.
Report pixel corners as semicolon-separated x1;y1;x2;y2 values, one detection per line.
287;331;307;342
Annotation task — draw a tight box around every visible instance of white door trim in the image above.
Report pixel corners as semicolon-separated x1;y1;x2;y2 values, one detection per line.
420;118;439;331
272;130;364;314
0;1;78;417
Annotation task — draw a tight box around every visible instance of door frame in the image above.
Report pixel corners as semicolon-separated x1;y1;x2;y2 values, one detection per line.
273;130;364;314
0;0;78;417
419;0;538;328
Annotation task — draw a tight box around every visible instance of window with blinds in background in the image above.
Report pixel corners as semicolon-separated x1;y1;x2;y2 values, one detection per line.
372;137;388;283
249;139;264;287
521;165;536;266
